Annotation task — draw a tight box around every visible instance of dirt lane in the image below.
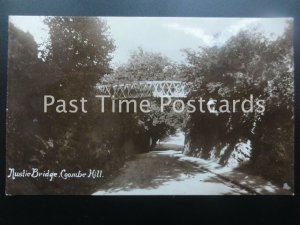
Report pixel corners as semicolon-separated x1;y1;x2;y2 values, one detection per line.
93;139;250;195
93;132;292;195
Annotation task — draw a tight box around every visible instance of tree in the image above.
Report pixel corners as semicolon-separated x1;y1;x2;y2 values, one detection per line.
40;17;120;177
7;23;39;168
182;20;294;187
250;20;294;186
6;23;62;194
7;17;138;194
43;16;115;75
111;48;182;83
134;100;185;150
107;48;185;149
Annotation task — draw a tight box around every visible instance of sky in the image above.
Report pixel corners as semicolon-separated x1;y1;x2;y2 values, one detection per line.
10;16;290;67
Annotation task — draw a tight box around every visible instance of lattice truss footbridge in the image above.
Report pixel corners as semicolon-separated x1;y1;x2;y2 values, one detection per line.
97;81;192;99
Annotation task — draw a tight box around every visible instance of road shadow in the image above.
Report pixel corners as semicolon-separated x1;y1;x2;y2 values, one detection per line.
153;143;183;151
96;150;204;192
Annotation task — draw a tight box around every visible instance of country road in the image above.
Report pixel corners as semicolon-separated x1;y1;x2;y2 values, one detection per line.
93;132;292;195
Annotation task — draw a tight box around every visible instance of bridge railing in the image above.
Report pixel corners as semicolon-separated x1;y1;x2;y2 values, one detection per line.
97;81;191;99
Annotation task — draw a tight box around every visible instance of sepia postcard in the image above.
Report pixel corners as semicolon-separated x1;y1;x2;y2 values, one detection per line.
6;16;294;195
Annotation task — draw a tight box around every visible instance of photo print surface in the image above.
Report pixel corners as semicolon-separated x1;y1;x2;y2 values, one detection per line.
6;16;294;195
